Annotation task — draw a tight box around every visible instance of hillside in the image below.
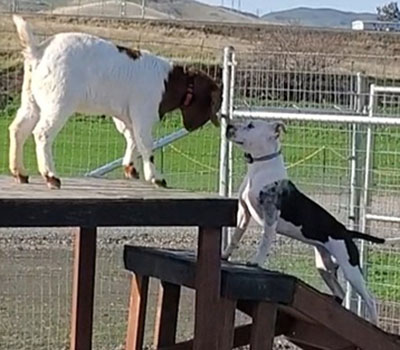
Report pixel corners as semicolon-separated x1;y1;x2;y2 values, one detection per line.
48;0;261;22
262;7;377;28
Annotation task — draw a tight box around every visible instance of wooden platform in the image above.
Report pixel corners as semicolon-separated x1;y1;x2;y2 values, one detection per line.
0;175;237;350
0;176;237;227
124;246;400;350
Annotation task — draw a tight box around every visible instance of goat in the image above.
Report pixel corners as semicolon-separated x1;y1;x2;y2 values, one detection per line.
10;15;221;189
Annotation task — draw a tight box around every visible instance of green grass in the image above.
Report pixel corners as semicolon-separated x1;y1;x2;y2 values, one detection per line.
2;97;400;192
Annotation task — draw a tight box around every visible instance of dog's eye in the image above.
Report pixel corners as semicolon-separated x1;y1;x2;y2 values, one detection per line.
247;122;254;129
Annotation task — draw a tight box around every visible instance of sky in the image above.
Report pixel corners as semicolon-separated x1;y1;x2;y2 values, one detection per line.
198;0;381;15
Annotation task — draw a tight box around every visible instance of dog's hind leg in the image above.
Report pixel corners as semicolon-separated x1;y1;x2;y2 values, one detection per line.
314;246;345;304
326;239;378;324
222;198;251;260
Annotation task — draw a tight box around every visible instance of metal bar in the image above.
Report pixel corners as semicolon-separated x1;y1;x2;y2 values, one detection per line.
372;86;400;93
365;214;400;223
85;128;189;177
357;84;376;317
232;110;400;126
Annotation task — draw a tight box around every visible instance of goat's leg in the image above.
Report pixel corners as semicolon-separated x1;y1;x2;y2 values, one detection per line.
314;246;345;304
112;117;140;179
222;198;251;260
33;109;70;189
130;111;165;187
9;102;39;183
9;61;39;183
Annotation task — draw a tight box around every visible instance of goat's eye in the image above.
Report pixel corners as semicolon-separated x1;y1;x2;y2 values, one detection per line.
247;122;254;129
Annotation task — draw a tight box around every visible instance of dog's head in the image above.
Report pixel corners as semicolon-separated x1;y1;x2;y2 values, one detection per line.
226;120;286;156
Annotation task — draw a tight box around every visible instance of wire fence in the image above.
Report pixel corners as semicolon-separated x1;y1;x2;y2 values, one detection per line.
2;16;400;350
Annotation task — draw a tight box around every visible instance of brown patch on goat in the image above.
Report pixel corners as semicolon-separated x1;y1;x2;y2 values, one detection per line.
158;66;222;131
124;163;139;179
116;45;142;60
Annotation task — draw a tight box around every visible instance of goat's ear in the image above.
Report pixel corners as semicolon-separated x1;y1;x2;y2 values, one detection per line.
274;121;286;138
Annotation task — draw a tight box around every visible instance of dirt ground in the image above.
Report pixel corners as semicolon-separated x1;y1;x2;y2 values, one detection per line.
0;225;304;350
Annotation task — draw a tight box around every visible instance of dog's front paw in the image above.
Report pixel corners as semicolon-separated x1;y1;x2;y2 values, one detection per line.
151;178;167;188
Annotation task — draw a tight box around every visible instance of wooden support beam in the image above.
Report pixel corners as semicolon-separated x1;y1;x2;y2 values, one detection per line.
218;298;237;350
292;284;400;350
125;275;149;350
153;282;181;348
70;227;97;350
250;302;278;350
193;226;222;350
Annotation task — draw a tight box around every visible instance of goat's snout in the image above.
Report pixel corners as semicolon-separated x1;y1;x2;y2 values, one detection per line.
226;124;235;138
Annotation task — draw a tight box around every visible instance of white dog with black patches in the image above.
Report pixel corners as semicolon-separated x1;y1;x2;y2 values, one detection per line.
222;119;385;324
10;16;221;189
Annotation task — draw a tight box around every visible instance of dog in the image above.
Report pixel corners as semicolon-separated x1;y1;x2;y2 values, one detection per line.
222;119;385;324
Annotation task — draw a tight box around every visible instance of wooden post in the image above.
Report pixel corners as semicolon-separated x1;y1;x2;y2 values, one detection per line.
193;226;222;350
70;227;97;350
125;274;149;350
250;302;277;350
153;281;181;348
218;298;237;350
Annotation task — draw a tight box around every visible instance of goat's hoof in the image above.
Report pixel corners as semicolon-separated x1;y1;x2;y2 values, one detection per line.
124;164;139;179
45;176;61;190
13;174;29;184
153;178;167;188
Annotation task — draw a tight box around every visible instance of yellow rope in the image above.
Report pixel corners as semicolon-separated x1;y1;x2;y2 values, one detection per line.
169;144;218;172
286;147;326;169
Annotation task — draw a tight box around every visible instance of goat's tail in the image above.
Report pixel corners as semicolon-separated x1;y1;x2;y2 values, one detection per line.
13;15;39;60
348;230;385;244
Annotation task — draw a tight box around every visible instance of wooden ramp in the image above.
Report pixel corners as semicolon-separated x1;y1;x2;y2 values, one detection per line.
124;246;400;350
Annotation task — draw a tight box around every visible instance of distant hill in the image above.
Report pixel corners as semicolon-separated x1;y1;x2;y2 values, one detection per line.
51;0;262;22
262;7;377;28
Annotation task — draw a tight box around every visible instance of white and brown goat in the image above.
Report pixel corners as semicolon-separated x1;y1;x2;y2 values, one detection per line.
10;15;221;189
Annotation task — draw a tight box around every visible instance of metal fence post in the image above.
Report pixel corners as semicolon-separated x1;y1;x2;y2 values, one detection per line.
346;72;367;312
357;83;376;318
219;46;234;251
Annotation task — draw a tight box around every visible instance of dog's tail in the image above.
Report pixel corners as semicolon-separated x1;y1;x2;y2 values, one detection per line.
13;15;39;60
348;230;385;244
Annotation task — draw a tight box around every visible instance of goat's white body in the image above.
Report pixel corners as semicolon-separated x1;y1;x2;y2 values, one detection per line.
10;17;174;184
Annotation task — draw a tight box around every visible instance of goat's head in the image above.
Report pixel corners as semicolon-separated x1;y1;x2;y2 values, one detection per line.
159;66;222;131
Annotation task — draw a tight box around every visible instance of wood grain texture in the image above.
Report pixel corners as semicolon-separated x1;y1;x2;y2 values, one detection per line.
0;177;237;227
193;226;222;350
125;275;149;350
250;302;277;350
70;227;97;350
153;282;181;348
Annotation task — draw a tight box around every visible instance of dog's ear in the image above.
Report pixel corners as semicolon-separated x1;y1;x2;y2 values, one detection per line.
274;121;286;138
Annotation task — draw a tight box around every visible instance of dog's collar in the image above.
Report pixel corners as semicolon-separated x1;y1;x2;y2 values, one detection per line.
244;149;282;164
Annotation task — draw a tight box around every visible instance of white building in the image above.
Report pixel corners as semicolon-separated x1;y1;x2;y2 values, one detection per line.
352;20;400;32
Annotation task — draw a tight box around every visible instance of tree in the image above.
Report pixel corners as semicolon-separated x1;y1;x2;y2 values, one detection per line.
377;2;400;21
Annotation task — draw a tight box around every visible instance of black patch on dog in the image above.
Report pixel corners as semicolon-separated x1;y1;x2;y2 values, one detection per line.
259;180;360;267
116;45;142;60
150;155;154;163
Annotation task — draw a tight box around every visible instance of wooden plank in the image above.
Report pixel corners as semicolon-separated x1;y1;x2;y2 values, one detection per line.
292;283;400;350
0;198;237;227
193;226;222;350
250;302;277;350
285;319;355;350
123;246;296;303
70;227;97;350
153;282;181;348
218;298;237;350
125;275;149;350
